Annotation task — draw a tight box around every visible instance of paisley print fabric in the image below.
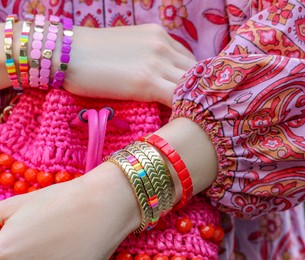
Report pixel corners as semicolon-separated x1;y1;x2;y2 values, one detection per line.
171;1;305;258
1;0;305;259
172;0;305;220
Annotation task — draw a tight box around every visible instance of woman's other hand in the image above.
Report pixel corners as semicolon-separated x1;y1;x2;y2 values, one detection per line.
64;24;197;107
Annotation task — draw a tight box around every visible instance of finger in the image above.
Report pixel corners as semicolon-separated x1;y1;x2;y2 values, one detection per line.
167;35;197;60
172;51;197;71
0;193;31;219
162;67;188;85
151;79;176;107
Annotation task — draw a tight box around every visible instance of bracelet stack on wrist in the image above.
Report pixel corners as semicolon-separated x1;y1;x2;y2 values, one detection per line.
139;134;193;210
3;14;73;90
108;134;193;234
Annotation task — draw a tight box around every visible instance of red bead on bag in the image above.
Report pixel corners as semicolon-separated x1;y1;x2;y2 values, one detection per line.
0;88;221;259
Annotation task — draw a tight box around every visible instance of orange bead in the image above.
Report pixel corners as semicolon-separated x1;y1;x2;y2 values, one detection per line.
11;161;27;175
190;258;203;260
0;172;15;186
135;254;151;260
0;153;14;168
37;172;54;187
212;226;224;243
55;171;72;183
153;255;169;260
28;186;40;193
171;256;186;260
116;252;133;260
175;217;193;234
24;168;38;183
199;224;215;240
14;180;29;194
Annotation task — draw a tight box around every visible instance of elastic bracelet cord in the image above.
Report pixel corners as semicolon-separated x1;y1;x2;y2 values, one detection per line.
29;14;45;88
51;17;73;89
139;134;193;210
4;14;21;90
39;15;60;90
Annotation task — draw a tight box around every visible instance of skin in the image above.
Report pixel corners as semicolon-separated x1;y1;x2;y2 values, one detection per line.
0;22;196;107
0;21;217;259
0;118;218;259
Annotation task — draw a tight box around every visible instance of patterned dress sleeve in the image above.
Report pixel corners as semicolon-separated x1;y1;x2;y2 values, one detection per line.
171;0;305;220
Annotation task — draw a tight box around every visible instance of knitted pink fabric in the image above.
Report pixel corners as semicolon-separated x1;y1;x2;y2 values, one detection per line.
0;88;220;258
116;195;220;259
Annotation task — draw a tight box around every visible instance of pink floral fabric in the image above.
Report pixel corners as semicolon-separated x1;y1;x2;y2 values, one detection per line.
1;0;305;259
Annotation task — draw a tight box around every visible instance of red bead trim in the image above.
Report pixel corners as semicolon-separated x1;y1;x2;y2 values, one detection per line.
139;134;193;210
0;153;81;196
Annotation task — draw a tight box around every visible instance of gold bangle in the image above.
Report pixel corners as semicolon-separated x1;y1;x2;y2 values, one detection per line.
108;150;151;234
133;141;175;213
125;143;167;218
124;144;162;223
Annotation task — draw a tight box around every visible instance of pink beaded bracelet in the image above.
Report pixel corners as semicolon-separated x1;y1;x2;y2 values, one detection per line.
4;14;20;90
29;14;45;88
51;17;73;89
39;15;60;90
19;14;34;88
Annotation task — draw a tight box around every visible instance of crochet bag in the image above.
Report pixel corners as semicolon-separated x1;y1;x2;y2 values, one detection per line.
0;88;221;259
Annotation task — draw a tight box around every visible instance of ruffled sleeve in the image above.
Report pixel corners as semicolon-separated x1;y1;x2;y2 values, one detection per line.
171;0;305;219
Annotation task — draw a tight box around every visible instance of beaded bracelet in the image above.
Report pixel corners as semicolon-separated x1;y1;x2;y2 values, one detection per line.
39;15;60;90
29;14;45;88
19;14;34;88
51;17;73;88
108;150;152;234
139;134;193;210
4;14;21;90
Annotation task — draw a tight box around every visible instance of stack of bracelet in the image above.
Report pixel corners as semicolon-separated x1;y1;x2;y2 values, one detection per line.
108;134;193;234
4;14;73;91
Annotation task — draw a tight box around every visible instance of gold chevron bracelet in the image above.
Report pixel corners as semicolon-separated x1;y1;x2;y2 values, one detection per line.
125;142;171;217
132;141;175;214
108;150;151;234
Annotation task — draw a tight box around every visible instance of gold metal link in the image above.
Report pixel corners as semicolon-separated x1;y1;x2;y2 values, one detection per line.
108;150;151;234
125;144;166;217
134;141;175;213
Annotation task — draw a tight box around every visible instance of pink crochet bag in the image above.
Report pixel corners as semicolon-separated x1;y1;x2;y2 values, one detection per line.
0;88;221;259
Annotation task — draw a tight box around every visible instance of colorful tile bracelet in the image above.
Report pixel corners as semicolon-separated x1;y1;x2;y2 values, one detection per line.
125;143;167;219
125;152;160;228
108;150;152;234
39;15;60;90
4;14;21;90
133;141;175;214
29;14;45;88
19;14;34;88
139;134;193;211
51;17;73;88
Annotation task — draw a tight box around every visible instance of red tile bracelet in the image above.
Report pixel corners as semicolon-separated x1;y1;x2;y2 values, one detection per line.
139;134;193;210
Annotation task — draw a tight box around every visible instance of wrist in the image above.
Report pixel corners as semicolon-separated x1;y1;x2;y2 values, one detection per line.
154;117;218;201
81;161;142;237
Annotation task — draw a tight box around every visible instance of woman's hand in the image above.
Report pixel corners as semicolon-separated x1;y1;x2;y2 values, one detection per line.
63;24;197;107
0;163;141;260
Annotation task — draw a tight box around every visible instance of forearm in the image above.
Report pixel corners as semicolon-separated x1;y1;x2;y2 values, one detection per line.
83;117;217;237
